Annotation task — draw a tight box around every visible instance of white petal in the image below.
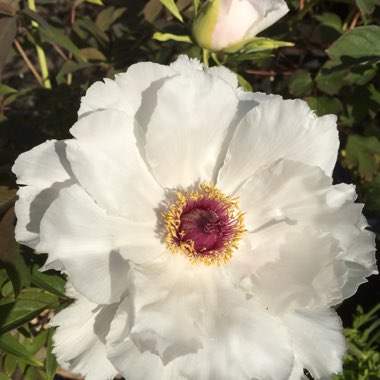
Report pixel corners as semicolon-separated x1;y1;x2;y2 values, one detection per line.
12;140;72;187
145;69;238;188
253;227;347;313
171;293;294;380
12;140;74;248
316;203;378;301
212;0;263;50
37;184;163;304
246;0;289;38
207;65;238;89
106;298;170;380
288;359;308;380
69;109;164;221
283;308;346;379
226;222;289;289
238;160;355;231
129;255;208;363
218;97;339;193
236;91;280;118
115;62;175;116
170;54;203;73
50;290;118;380
78;63;175;118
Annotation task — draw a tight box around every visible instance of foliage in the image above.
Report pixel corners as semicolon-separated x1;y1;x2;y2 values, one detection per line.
333;304;380;380
0;0;379;378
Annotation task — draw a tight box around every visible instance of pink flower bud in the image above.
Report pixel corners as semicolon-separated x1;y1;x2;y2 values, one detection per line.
193;0;289;51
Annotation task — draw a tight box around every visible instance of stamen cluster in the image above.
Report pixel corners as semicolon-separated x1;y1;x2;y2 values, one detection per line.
163;183;245;265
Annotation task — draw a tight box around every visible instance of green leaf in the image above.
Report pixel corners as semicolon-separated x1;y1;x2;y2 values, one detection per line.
22;9;86;62
45;329;58;380
25;329;48;356
3;354;18;377
0;372;12;380
160;0;183;22
306;96;342;117
326;26;380;67
193;0;201;15
85;0;104;5
344;135;380;180
0;207;30;296
315;12;342;33
153;32;191;43
316;68;346;95
0;333;43;367
0;288;59;334
288;70;313;97
355;0;380;14
96;6;126;31
0;16;17;76
56;60;93;84
30;265;66;298
81;47;106;61
224;37;293;54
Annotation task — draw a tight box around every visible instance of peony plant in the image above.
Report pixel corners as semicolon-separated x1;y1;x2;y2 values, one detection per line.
13;56;377;380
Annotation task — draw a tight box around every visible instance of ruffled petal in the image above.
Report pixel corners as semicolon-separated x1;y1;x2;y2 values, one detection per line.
283;308;346;379
218;97;339;193
69;109;164;221
50;287;118;380
237;159;355;231
145;69;239;188
236;159;376;303
226;222;290;290
78;63;175;118
12;140;75;248
128;254;209;363
246;0;289;38
253;227;347;313
317;205;378;300
206;65;238;89
37;184;163;304
170;291;294;380
106;298;170;380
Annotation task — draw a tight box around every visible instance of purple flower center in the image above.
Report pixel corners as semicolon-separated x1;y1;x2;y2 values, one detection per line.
179;198;237;254
163;183;245;265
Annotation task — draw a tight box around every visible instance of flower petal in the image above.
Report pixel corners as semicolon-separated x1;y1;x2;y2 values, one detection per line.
171;292;294;380
78;63;175;118
145;69;239;188
128;254;207;363
218;97;339;193
106;298;169;380
246;0;289;38
12;140;75;248
50;287;118;380
37;184;163;304
253;227;347;313
317;204;378;300
237;159;355;231
236;159;377;303
283;308;346;379
69;109;164;221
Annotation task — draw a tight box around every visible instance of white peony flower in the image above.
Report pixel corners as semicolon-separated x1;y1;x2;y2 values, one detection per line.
13;55;377;380
192;0;289;51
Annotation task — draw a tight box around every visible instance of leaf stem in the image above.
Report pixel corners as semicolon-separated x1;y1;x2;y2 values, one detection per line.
27;0;52;89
